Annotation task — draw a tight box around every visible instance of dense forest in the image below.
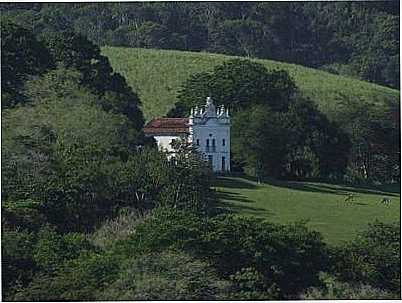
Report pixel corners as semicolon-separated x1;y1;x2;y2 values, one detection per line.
1;2;400;301
1;1;399;89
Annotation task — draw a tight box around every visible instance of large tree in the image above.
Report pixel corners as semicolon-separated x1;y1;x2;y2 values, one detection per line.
1;22;52;108
41;30;144;130
231;105;289;180
168;59;297;117
2;68;143;232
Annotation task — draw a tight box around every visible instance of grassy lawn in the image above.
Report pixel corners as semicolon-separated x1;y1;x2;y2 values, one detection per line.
102;47;399;121
215;176;400;245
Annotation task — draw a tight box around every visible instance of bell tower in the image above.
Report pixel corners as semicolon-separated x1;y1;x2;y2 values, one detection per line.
189;97;230;172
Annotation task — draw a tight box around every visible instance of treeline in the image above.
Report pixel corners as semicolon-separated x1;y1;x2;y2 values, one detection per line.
1;1;399;89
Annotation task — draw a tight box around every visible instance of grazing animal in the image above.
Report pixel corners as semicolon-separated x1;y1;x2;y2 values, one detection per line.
380;197;391;205
344;193;355;203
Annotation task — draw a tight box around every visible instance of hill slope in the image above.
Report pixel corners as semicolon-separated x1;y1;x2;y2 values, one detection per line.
216;176;400;244
102;47;399;121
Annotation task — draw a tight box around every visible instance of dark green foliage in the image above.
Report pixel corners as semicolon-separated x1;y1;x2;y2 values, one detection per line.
2;200;46;232
170;59;296;116
2;231;37;300
2;68;143;232
232;105;289;179
113;208;204;256
125;21;171;49
110;142;217;215
118;208;329;298
209;19;270;58
40;30;144;130
200;215;329;298
227;267;280;300
13;252;120;301
33;227;95;272
1;22;52;108
335;97;400;183
302;273;398;300
161;139;217;214
96;250;231;300
331;221;400;294
282;98;351;180
2;68;216;232
1;22;144;129
2;2;398;88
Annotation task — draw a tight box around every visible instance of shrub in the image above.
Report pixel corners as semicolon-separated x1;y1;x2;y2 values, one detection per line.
91;208;150;249
330;220;400;294
96;250;231;300
301;273;398;300
2;230;37;300
227;267;280;300
2;199;47;232
13;251;120;301
199;215;329;298
33;226;95;272
112;207;205;256
118;208;329;298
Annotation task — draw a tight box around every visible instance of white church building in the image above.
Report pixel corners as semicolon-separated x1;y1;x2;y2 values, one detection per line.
144;97;230;172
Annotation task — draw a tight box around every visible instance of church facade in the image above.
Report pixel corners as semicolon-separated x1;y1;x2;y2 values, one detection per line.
144;97;230;172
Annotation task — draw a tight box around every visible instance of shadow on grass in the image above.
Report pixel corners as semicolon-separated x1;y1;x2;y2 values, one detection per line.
215;188;273;217
215;176;258;189
239;175;400;198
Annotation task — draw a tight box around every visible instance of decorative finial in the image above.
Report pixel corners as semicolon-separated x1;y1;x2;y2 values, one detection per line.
206;96;213;105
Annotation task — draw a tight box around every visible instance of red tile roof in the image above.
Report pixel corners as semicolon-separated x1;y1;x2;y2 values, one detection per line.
144;118;189;135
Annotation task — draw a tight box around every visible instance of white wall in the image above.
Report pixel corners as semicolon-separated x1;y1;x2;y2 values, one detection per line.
190;121;230;172
154;135;183;153
151;98;230;173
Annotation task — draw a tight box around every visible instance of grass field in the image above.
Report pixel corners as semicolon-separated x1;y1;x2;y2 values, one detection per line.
215;176;400;245
102;47;399;121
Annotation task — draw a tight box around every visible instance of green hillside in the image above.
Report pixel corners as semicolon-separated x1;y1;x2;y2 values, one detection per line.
102;46;400;244
102;47;399;121
216;176;400;245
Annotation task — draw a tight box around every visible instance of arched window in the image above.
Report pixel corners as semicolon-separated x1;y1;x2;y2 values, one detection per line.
222;139;226;146
212;139;216;146
206;139;209;146
196;139;200;146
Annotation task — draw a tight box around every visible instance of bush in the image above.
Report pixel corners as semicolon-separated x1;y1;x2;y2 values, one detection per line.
330;220;400;294
227;267;280;300
33;226;95;272
117;208;329;298
2;199;47;232
199;215;329;298
13;251;120;301
96;250;231;300
91;208;150;249
302;273;398;300
2;230;37;300
113;207;205;256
